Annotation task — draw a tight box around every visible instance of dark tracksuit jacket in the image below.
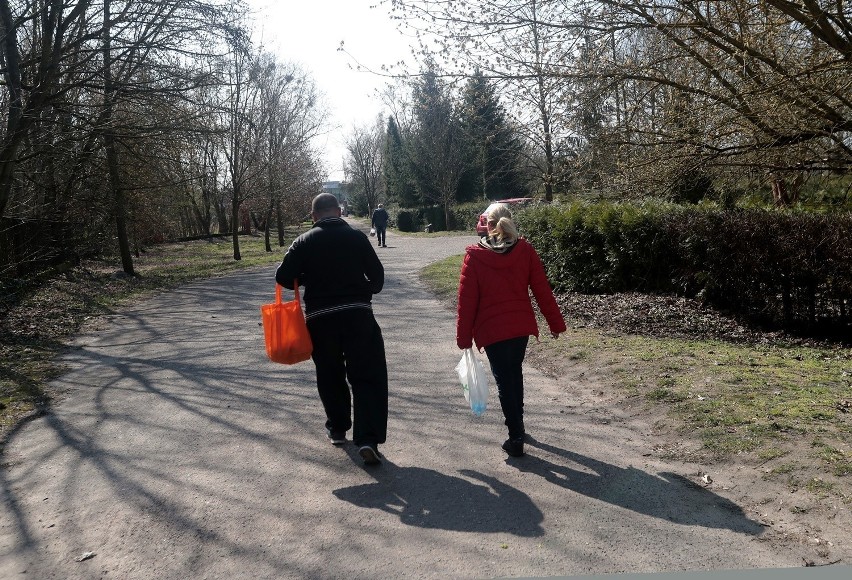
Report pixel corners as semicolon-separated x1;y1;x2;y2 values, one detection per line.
276;217;383;318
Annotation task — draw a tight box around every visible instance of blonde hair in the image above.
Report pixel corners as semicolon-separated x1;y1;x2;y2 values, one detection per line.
487;203;519;243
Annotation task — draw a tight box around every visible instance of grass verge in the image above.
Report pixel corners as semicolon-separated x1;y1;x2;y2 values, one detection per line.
1;231;298;442
420;254;852;501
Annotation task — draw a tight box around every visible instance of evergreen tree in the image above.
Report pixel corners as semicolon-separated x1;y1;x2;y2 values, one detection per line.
459;71;528;202
408;64;467;229
383;116;419;207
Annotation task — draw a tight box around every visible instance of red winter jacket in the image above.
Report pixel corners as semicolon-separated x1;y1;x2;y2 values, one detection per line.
456;238;566;350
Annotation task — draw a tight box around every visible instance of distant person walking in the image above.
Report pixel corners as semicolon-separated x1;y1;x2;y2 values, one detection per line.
371;203;389;248
456;203;566;458
276;193;388;465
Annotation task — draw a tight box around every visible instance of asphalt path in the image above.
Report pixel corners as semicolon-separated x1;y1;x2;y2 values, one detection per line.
0;224;812;578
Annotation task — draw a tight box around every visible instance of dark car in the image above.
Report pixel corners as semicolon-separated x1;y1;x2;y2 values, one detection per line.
475;198;535;236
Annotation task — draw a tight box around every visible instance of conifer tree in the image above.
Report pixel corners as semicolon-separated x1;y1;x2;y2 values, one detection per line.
383;116;419;207
459;71;529;201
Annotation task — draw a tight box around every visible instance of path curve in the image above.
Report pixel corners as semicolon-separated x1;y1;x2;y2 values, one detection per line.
1;225;808;578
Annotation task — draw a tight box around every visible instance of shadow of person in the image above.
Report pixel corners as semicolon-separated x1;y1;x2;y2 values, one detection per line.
333;458;544;536
512;436;765;535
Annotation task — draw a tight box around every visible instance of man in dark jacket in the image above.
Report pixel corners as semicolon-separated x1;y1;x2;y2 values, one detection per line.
276;193;387;465
371;203;389;248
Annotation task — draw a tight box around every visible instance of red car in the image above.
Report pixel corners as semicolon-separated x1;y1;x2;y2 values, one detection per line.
475;198;534;236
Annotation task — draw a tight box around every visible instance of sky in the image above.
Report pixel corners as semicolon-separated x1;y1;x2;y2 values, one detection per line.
245;1;417;182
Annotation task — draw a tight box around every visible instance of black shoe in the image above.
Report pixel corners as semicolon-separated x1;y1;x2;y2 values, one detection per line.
358;445;382;465
502;438;524;457
382;244;387;247
327;430;346;446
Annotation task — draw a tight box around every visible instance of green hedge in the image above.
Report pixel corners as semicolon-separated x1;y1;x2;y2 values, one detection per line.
450;202;488;232
389;201;498;234
390;201;497;233
517;202;852;332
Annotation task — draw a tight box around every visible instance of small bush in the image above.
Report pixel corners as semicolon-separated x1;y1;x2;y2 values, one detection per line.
421;206;446;231
396;210;418;232
450;201;488;232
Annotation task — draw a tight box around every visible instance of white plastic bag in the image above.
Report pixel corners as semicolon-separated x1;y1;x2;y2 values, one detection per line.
369;227;376;236
455;348;488;416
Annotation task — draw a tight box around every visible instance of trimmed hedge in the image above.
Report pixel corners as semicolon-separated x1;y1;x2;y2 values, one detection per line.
517;202;852;332
388;201;498;234
396;210;417;232
450;201;488;232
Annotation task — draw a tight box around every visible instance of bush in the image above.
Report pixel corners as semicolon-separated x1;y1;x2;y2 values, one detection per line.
517;202;852;334
450;201;488;232
396;210;417;232
421;206;446;231
393;204;477;232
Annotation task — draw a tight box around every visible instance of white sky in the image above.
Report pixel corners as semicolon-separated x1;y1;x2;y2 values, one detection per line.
245;1;416;181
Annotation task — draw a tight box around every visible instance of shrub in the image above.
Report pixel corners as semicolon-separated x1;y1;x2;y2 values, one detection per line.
517;202;852;334
396;210;418;232
421;206;446;231
450;201;488;232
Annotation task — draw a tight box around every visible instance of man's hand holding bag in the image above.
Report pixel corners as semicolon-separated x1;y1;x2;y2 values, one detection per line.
261;280;313;364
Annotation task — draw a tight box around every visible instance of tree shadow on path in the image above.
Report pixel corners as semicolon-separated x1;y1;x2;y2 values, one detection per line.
332;457;544;537
511;436;765;535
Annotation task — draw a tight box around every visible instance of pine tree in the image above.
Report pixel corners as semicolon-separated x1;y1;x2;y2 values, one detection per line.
408;65;467;228
383;116;419;207
459;71;528;202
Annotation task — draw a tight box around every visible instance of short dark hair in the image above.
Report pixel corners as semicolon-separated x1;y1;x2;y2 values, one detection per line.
312;193;339;214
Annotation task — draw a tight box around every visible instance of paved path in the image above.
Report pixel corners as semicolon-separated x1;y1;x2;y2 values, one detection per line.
1;226;806;578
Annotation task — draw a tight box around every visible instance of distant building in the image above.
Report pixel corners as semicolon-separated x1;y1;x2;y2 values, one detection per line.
322;181;349;214
322;181;346;202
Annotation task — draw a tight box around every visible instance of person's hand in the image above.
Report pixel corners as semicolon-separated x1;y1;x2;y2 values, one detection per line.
550;331;562;339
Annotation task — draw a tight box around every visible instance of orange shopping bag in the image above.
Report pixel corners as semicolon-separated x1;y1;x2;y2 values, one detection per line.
261;280;313;364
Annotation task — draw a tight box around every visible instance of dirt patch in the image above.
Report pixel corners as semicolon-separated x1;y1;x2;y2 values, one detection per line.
555;291;849;349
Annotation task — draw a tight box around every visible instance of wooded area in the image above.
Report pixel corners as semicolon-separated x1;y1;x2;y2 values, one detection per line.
1;0;326;279
3;1;850;283
342;0;850;213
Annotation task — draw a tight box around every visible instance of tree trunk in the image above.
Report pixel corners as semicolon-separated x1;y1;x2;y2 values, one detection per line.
276;200;285;246
264;210;273;252
231;189;241;260
771;173;803;207
0;0;23;221
103;0;134;276
264;197;275;252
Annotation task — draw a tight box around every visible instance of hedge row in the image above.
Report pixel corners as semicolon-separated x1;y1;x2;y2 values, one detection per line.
516;202;852;332
391;202;486;233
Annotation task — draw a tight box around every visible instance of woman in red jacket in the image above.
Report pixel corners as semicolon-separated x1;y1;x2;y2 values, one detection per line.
456;203;566;457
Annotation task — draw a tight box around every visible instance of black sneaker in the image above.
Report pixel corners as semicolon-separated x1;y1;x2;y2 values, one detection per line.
327;430;346;446
358;445;382;465
502;438;524;457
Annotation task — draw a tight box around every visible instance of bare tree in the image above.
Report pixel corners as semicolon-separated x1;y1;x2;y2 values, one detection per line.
1;0;249;276
255;57;326;249
217;29;268;260
573;0;852;200
344;115;386;216
389;0;852;202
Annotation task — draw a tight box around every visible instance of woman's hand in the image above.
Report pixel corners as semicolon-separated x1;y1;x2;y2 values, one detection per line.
550;331;562;339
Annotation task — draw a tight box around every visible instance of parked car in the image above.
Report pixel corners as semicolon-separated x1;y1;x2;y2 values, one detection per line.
475;197;535;236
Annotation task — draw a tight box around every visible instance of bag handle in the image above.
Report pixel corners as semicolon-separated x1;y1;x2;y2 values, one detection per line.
275;279;301;305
